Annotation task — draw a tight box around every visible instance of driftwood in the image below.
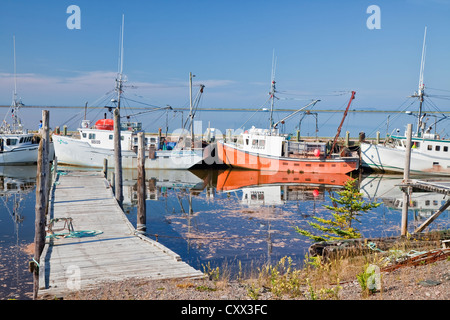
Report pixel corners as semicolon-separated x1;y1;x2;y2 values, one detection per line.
308;230;450;259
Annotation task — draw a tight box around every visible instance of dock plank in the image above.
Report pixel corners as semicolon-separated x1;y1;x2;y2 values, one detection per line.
38;171;204;299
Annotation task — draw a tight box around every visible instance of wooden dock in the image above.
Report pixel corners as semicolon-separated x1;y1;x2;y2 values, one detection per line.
401;179;450;233
38;170;204;299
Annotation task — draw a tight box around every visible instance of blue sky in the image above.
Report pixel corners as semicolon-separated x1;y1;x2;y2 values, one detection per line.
1;0;450;135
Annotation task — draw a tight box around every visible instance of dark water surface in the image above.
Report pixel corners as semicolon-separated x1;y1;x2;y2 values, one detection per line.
0;166;448;300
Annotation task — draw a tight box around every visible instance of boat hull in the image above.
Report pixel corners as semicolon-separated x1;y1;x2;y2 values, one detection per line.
217;141;359;174
0;143;54;165
53;135;203;169
361;142;450;176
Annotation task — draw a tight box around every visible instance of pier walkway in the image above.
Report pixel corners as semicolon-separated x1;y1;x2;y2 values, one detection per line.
38;170;204;299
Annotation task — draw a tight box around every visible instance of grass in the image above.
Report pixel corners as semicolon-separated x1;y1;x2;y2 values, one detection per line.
195;233;446;300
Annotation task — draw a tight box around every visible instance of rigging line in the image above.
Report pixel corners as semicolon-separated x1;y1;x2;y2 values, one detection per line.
59;91;115;127
317;99;349;130
122;96;162;108
426;95;450;100
427;87;450;93
239;96;272;129
366;98;417;137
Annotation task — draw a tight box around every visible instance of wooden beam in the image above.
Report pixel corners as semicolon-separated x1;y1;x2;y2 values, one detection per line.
414;199;450;233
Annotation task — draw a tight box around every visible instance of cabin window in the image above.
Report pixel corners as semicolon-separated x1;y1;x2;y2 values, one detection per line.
150;137;156;143
6;139;17;146
436;145;440;151
444;146;448;152
252;139;258;146
89;133;96;139
427;145;432;151
259;139;266;148
82;133;87;138
121;136;124;141
245;139;249;145
19;137;23;143
109;135;113;140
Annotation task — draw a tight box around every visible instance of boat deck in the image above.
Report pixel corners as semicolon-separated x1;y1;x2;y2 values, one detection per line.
38;170;204;299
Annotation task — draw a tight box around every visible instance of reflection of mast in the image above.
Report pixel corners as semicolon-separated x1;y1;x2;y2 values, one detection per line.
1;173;34;299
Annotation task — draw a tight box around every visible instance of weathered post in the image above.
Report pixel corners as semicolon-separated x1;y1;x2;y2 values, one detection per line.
53;156;58;182
401;123;413;236
33;110;50;300
102;158;108;179
136;132;147;234
113;108;123;207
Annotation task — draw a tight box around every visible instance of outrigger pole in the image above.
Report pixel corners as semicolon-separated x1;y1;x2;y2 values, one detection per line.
328;91;356;158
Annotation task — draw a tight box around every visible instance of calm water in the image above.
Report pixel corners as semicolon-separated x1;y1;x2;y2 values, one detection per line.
0;166;449;300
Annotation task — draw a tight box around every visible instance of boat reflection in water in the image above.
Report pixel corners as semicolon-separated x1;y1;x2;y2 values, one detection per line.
360;174;450;222
120;168;351;272
0;165;37;300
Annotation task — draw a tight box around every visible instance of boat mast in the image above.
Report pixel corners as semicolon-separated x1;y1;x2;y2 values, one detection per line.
115;14;125;110
269;51;277;132
189;72;195;148
414;26;427;137
13;36;17;109
10;35;22;133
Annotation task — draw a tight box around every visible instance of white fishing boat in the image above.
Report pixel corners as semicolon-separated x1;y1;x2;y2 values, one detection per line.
53;17;203;170
361;27;450;176
0;36;54;166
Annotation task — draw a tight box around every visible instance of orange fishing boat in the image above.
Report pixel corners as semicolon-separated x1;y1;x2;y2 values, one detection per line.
216;69;360;175
217;134;359;174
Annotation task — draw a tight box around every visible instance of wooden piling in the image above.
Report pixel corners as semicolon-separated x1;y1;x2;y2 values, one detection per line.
113;108;123;207
137;132;147;234
401;123;413;236
33;110;50;300
52;157;58;182
102;158;108;179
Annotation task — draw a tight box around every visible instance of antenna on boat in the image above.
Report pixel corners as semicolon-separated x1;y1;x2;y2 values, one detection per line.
7;35;23;133
13;36;17;107
115;14;125;110
412;26;427;137
269;50;277;132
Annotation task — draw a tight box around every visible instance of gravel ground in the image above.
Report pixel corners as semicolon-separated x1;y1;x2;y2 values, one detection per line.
60;259;449;301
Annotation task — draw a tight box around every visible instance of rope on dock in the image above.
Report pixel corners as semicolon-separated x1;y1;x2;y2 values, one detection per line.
46;230;103;239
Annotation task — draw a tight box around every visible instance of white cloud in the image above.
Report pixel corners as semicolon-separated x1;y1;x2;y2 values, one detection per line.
0;71;237;107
